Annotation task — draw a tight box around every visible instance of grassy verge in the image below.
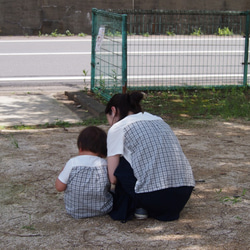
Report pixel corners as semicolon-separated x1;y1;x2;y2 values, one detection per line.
0;118;107;130
140;87;250;125
2;87;249;130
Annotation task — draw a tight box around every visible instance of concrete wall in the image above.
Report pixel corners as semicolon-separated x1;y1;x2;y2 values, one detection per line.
0;0;249;36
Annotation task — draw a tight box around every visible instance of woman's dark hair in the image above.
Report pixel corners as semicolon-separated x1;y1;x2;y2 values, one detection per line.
77;126;107;157
105;91;144;120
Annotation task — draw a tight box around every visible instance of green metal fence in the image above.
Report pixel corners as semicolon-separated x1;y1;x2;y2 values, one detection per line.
91;8;127;100
92;9;250;100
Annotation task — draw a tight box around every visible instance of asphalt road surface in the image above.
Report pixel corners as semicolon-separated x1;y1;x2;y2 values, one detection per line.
0;36;92;86
0;36;248;89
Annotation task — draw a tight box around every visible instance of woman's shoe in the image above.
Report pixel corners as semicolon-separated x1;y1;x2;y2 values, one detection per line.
134;208;148;219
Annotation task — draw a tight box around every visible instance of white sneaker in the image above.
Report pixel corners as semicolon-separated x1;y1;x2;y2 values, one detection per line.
134;208;148;219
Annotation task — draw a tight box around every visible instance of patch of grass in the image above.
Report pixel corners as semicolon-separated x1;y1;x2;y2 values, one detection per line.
3;87;249;130
5;121;80;130
78;32;87;37
191;28;203;36
166;31;175;36
217;27;234;36
65;30;74;36
106;30;122;37
216;188;246;204
54;120;70;127
12;124;35;130
50;29;59;37
81;117;107;126
82;69;88;84
138;87;250;124
22;225;36;231
143;32;150;37
22;215;36;231
10;135;19;148
38;29;87;37
4;118;107;130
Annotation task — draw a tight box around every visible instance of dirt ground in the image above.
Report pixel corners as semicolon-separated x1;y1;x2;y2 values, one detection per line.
0;119;249;250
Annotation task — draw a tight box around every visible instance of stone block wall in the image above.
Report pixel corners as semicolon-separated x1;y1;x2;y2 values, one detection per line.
0;0;249;36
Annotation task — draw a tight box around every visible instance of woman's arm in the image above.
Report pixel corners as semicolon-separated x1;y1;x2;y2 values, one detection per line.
107;154;120;184
55;177;67;192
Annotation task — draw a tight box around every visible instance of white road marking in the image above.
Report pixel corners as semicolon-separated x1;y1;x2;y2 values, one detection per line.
0;52;91;56
0;76;89;81
1;74;246;82
0;39;92;43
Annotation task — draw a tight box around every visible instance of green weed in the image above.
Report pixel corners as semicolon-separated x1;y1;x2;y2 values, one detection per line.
166;31;175;36
191;28;203;36
216;188;247;204
114;31;122;37
10;135;19;148
106;30;121;37
22;215;35;231
78;32;87;37
5;121;85;130
99;76;106;92
54;120;70;127
83;69;88;84
81;117;107;126
65;30;74;36
50;29;59;37
38;29;83;37
143;32;150;37
22;225;35;231
217;27;234;36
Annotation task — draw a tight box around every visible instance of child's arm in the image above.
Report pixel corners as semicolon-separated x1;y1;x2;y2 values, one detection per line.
55;166;68;192
55;177;67;192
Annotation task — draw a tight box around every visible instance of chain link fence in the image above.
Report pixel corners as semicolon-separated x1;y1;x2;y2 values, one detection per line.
91;8;127;100
91;9;250;100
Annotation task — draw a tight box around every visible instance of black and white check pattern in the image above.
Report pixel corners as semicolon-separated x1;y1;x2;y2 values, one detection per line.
107;112;195;194
124;119;195;193
63;163;112;219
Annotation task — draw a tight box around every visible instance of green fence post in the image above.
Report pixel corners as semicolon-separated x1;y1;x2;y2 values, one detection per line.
91;8;97;92
122;14;127;94
243;11;250;87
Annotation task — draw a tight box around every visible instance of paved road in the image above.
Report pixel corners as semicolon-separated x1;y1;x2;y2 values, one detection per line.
0;37;92;85
0;36;248;88
127;36;246;85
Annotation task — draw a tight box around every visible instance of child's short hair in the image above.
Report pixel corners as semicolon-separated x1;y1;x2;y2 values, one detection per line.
77;126;107;157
